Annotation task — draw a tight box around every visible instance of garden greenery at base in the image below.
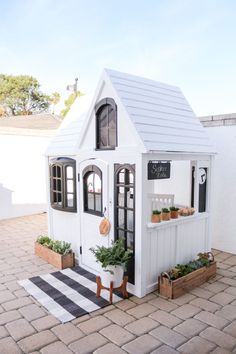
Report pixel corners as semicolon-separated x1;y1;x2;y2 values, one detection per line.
168;253;212;280
36;235;72;255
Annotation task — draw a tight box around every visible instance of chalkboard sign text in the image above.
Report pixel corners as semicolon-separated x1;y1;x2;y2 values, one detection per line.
148;161;171;180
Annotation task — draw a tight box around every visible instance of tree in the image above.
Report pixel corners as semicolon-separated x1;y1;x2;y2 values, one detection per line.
0;74;50;116
61;91;82;118
50;92;60;114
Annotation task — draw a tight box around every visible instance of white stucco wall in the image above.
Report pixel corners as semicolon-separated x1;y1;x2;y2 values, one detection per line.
206;126;236;253
0;132;52;220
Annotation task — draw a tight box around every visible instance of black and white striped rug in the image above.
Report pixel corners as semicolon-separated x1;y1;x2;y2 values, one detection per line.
18;266;123;323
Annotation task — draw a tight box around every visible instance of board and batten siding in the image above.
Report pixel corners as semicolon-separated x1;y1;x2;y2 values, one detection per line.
145;214;209;293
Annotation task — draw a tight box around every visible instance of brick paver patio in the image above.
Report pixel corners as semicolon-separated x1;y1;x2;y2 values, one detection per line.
1;214;236;353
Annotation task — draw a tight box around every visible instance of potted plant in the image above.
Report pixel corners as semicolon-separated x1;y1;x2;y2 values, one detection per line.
151;210;162;223
161;208;170;221
35;235;75;269
158;252;216;299
90;239;132;288
170;206;179;219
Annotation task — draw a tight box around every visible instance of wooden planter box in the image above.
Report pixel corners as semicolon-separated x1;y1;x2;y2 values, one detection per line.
158;261;216;299
35;242;75;270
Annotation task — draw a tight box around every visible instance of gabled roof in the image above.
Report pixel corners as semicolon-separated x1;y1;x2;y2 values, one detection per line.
46;69;215;156
0;113;62;130
105;69;215;154
46;95;92;156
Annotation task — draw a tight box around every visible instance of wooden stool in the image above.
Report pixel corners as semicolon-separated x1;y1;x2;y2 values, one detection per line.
96;275;128;304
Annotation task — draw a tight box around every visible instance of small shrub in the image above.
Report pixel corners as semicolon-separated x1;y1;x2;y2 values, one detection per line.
161;208;170;213
170;206;179;212
152;210;161;215
90;239;132;273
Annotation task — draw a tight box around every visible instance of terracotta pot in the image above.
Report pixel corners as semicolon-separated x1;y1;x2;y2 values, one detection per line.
151;214;162;223
162;212;170;221
170;211;179;219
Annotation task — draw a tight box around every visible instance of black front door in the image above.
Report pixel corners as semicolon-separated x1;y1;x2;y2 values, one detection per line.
114;164;135;284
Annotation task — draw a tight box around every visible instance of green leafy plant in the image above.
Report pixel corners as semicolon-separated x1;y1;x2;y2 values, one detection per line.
167;253;212;280
90;239;132;273
36;235;72;255
170;206;179;212
36;235;51;245
162;208;170;213
152;210;161;215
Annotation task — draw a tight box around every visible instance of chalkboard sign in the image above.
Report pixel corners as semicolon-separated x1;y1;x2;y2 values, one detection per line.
148;161;171;180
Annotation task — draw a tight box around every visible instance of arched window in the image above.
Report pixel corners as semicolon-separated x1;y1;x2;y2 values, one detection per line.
49;157;76;212
95;98;117;150
83;165;102;215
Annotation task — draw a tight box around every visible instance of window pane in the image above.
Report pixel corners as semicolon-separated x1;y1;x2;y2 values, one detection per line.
57;166;61;178
67;180;73;193
87;173;94;192
129;172;134;184
98;107;108;147
108;106;116;128
108;128;116;147
94;173;101;193
53;192;57;203
57;192;62;205
118;187;124;207
95;194;102;212
88;193;94;210
118;169;125;183
53;179;57;191
67;193;74;207
127;232;134;251
66;166;73;179
127;189;134;208
118;208;125;228
127;210;133;231
57;179;62;192
52;166;57;177
118;229;125;239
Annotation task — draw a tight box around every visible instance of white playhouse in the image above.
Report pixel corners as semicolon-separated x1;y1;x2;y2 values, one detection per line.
46;69;215;297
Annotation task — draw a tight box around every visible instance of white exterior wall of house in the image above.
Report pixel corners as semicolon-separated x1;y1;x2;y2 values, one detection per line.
46;69;215;297
200;114;236;254
0;129;53;220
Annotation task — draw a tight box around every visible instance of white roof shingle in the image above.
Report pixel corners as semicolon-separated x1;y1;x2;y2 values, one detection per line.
106;69;214;154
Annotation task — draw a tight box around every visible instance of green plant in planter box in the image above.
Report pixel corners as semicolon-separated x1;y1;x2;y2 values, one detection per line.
168;252;211;280
36;235;72;255
90;239;132;274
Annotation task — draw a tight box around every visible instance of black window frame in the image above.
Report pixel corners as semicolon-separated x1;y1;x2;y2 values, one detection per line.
49;157;77;212
95;97;117;150
114;164;135;284
83;165;103;216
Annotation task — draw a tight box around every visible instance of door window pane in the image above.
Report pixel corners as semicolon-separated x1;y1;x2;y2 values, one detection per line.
88;193;94;210
127;210;133;231
118;208;125;228
95;194;102;212
127;232;134;251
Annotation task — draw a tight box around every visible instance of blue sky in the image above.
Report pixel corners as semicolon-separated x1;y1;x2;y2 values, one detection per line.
0;0;235;115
